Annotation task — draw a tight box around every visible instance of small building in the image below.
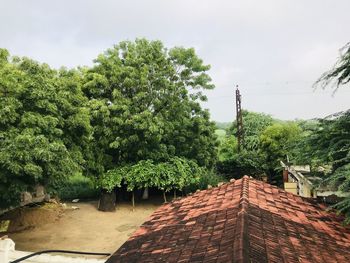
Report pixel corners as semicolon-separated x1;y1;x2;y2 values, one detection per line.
106;176;350;262
281;161;317;197
281;161;350;202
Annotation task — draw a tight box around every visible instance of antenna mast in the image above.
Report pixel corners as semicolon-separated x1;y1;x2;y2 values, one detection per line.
235;85;244;152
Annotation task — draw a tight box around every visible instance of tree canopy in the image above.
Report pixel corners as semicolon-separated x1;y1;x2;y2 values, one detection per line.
218;111;304;184
218;111;276;179
0;50;91;208
300;111;350;222
99;157;201;194
0;39;218;209
310;42;350;222
83;39;217;177
227;110;275;151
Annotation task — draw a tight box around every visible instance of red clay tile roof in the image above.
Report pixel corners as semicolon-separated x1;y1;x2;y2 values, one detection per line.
106;176;350;263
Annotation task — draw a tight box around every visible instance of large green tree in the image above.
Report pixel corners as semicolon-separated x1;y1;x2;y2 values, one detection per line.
0;50;91;208
83;39;218;209
83;39;217;173
260;122;302;184
217;111;274;179
312;42;350;223
227;110;275;151
304;111;350;222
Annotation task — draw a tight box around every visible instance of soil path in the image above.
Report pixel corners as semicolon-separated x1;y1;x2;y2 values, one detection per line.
7;201;159;254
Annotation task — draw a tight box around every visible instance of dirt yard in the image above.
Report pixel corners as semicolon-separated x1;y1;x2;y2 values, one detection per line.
3;200;160;254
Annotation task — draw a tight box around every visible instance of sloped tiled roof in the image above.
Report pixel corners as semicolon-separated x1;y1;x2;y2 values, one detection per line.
106;176;350;263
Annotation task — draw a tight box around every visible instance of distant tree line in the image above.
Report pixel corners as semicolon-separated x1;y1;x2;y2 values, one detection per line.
217;42;350;222
217;110;302;184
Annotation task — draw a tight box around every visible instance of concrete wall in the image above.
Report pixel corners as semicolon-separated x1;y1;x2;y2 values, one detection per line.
0;185;50;216
284;182;298;195
0;238;107;263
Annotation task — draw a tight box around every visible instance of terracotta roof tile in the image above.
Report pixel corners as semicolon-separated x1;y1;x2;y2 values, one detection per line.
106;176;350;263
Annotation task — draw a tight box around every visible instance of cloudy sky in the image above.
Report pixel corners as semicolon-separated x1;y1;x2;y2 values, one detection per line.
1;0;349;121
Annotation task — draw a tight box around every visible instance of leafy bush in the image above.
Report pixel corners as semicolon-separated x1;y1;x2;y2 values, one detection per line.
184;170;226;193
217;135;267;179
197;170;226;189
98;168;126;192
53;174;99;200
98;157;202;194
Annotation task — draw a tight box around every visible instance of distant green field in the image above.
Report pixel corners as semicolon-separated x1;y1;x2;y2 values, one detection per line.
215;129;226;141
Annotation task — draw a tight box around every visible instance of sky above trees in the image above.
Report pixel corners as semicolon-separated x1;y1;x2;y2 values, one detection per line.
1;0;349;121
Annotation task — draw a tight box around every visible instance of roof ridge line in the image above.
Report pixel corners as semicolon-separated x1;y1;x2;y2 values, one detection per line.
240;175;250;211
233;175;250;262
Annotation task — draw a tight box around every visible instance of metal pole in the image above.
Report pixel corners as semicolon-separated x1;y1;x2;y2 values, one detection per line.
235;85;244;152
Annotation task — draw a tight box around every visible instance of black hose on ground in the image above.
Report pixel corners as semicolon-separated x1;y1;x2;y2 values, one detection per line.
10;249;111;262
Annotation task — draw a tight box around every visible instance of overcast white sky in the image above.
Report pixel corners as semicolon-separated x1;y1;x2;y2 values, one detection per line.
1;0;349;121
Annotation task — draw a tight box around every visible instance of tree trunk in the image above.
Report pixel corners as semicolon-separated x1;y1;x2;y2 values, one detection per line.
132;191;135;210
142;187;149;200
98;190;116;212
173;189;176;199
163;191;167;203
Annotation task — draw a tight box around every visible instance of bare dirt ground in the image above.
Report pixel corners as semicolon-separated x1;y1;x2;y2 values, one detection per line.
4;200;160;254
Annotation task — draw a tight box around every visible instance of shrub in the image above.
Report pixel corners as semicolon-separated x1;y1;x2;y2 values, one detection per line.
53;174;99;200
184;170;226;193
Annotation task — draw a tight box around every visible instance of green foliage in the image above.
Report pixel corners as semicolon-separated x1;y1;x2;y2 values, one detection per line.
260;122;302;158
267;110;349;222
0;40;218;209
98;157;201;194
218;137;238;161
215;129;226;142
301;111;350;222
333;197;350;225
170;157;202;189
98;167;126;192
218;151;267;179
325;163;350;192
305;112;350;169
185;169;226;193
0;52;91;208
218;111;305;184
260;122;302;183
316;42;350;91
313;42;350;222
52;174;99;200
83;39;218;178
327;162;350;225
227;110;275;151
217;111;275;179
